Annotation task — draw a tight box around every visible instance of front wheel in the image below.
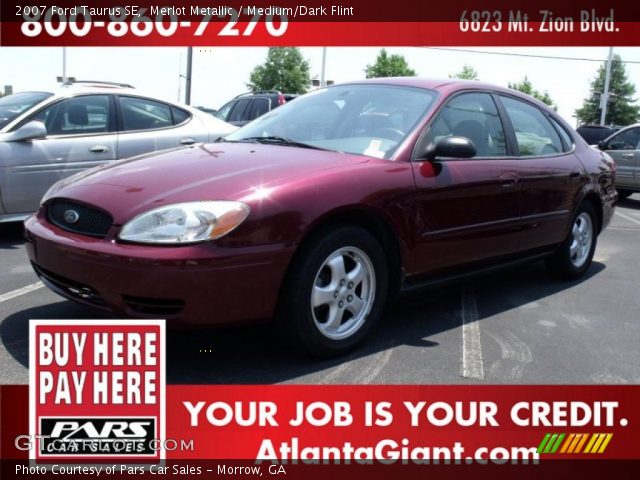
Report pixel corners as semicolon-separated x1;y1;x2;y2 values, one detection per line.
546;202;598;280
277;226;388;357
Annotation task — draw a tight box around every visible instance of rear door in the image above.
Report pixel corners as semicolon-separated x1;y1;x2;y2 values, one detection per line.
601;126;640;189
0;94;117;214
496;94;583;249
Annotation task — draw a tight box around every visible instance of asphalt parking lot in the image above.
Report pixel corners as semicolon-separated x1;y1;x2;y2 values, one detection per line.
1;196;640;385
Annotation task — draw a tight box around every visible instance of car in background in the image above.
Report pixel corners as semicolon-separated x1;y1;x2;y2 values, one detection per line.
194;106;217;116
597;123;640;199
0;81;236;223
576;124;615;145
25;78;616;357
214;90;297;126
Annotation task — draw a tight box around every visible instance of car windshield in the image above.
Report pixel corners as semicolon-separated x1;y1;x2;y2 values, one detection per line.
0;92;53;130
225;84;438;159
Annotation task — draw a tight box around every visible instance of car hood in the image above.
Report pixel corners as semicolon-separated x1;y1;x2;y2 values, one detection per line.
45;142;369;224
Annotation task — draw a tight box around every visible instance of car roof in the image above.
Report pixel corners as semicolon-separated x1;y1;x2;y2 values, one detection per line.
338;77;557;111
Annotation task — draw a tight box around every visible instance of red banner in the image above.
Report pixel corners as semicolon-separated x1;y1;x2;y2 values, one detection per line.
4;384;640;462
1;1;640;46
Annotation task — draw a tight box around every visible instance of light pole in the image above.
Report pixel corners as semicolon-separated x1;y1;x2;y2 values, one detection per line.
600;47;614;125
185;47;193;105
320;47;327;88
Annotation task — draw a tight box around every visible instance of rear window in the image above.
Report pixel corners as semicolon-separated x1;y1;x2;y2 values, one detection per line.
119;96;173;131
172;107;190;125
500;96;563;156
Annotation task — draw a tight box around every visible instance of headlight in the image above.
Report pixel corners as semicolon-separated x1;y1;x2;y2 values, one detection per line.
119;201;250;244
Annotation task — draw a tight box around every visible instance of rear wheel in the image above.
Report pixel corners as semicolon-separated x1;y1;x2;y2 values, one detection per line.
546;202;598;280
278;226;388;357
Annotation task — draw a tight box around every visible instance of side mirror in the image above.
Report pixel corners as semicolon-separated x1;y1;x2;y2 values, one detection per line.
597;140;608;150
424;136;477;161
7;121;47;142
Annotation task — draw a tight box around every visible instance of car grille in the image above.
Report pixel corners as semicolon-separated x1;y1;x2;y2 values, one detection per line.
32;263;107;309
48;200;113;237
122;295;185;316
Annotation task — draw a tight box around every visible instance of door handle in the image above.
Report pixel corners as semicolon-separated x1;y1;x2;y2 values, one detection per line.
499;173;518;188
180;137;196;145
89;145;110;153
621;153;635;159
569;170;582;181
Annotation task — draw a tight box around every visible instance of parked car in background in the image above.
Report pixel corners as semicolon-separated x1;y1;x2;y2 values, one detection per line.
597;123;640;199
214;90;297;126
576;124;615;145
194;106;217;116
25;78;616;357
0;81;236;222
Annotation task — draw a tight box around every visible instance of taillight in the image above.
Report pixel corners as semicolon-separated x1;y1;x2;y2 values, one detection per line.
278;94;286;106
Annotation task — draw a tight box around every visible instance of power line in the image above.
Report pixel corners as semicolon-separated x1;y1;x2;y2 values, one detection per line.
423;47;640;65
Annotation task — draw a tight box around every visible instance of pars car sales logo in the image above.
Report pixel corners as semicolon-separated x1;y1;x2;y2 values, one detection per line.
29;320;165;461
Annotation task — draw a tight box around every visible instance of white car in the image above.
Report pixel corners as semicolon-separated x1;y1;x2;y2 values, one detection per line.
0;81;236;222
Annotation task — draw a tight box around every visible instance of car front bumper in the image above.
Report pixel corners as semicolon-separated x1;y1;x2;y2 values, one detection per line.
24;214;293;326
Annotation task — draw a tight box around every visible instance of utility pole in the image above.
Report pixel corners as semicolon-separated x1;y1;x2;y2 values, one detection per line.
62;47;67;83
320;47;327;87
600;47;614;125
185;47;193;105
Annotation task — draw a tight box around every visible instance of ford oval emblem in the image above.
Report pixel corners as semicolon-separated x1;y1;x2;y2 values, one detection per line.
63;209;80;224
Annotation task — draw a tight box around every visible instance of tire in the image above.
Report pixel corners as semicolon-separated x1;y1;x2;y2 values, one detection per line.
546;202;598;280
617;189;633;200
277;226;388;357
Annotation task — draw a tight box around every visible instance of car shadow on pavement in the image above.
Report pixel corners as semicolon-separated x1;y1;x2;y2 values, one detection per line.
0;260;605;384
0;222;26;250
617;197;640;210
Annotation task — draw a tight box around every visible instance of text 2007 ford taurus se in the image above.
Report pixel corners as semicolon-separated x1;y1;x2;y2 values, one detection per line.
25;78;616;357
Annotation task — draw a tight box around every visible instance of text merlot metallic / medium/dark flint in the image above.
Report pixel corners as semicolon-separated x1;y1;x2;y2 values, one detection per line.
25;78;616;357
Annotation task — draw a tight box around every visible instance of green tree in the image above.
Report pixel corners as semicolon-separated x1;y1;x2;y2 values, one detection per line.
575;54;639;126
449;65;479;80
247;48;311;94
508;77;557;110
364;49;416;78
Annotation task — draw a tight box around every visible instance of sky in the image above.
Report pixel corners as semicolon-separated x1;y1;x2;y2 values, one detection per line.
1;46;640;126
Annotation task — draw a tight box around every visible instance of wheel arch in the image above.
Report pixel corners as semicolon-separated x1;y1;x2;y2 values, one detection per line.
288;206;406;299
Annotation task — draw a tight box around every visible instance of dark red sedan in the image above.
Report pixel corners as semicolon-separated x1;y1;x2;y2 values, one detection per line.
25;78;616;356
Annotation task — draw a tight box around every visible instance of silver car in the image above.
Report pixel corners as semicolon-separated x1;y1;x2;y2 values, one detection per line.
598;123;640;199
0;82;236;222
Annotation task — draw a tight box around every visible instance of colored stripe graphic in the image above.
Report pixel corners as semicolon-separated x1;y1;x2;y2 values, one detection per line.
559;433;575;453
574;433;589;453
539;433;613;454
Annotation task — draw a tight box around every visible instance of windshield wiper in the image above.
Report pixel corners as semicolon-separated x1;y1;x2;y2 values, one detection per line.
234;136;329;150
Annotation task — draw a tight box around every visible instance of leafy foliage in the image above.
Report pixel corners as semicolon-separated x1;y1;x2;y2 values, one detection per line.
575;54;639;126
449;65;479;80
247;48;311;94
508;77;556;110
364;49;416;78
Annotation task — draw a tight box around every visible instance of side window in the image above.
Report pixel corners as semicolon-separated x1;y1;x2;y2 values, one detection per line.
427;92;507;157
171;107;190;125
500;96;563;156
36;95;111;135
247;98;270;121
227;98;252;123
549;117;573;152
119;96;173;131
607;128;640;150
214;101;235;121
